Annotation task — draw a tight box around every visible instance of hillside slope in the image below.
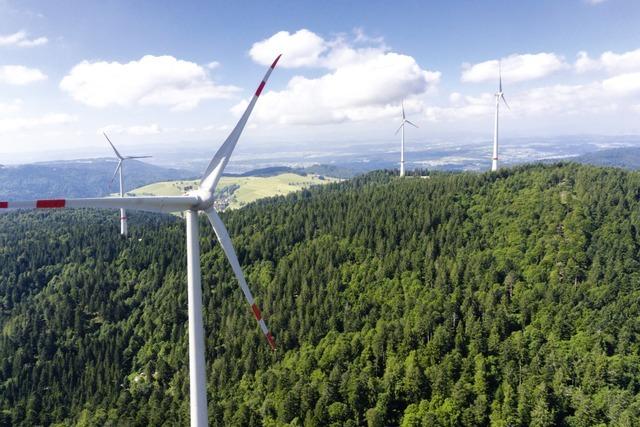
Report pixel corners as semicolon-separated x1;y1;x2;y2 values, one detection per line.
1;164;639;426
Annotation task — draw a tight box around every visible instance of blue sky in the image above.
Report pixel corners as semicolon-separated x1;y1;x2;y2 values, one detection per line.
1;0;640;163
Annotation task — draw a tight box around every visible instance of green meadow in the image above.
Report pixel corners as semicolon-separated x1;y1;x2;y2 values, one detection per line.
128;172;340;209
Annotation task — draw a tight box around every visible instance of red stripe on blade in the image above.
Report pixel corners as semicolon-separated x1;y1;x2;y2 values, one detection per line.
266;332;276;350
255;81;266;97
36;199;66;208
251;303;262;321
0;202;7;208
271;54;282;69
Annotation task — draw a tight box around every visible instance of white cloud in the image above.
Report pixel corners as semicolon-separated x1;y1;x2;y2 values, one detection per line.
202;124;230;132
239;29;440;125
461;53;568;83
127;124;162;135
352;28;385;45
575;48;640;74
0;113;76;133
425;73;638;123
99;122;233;136
425;93;494;122
0;65;47;85
98;123;163;136
575;51;599;73
511;82;612;116
0;99;23;114
602;72;640;94
0;30;48;47
60;55;239;111
249;29;327;68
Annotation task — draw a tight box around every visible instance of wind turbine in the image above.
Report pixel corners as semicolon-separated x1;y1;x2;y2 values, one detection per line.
1;54;282;427
103;132;151;237
492;61;510;172
395;102;418;177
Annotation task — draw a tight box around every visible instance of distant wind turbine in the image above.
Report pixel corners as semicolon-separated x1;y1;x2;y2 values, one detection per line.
104;133;151;237
395;102;418;177
2;54;282;427
492;61;510;172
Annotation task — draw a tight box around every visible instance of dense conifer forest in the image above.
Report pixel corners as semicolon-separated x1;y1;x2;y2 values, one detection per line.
1;163;640;426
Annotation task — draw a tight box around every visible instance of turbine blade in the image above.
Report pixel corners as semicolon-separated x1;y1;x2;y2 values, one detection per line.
200;54;282;194
395;122;404;135
501;94;510;110
205;209;276;350
0;196;199;213
499;60;503;92
125;156;152;159
405;120;418;128
103;132;124;160
109;160;122;188
402;101;405;120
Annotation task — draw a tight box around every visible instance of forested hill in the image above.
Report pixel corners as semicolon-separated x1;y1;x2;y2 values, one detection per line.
1;163;640;426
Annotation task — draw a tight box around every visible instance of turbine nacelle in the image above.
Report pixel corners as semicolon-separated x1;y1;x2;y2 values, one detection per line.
104;132;152;189
188;189;213;211
495;92;510;110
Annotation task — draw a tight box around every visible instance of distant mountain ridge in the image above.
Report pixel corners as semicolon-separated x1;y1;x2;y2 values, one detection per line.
569;146;640;169
6;144;640;200
226;164;359;179
0;159;358;200
0;158;195;199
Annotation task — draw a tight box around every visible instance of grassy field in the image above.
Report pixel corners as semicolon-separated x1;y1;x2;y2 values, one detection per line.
128;173;340;210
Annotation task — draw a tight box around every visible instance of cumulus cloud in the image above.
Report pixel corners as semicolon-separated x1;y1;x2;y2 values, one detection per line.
239;29;440;125
0;30;48;47
0;113;76;133
461;53;568;83
249;29;328;68
424;73;640;123
575;51;599;73
602;72;640;94
425;93;494;122
575;48;640;74
60;55;239;111
0;65;47;85
511;82;614;116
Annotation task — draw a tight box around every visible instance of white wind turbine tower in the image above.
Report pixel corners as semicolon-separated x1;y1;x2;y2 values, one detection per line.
1;54;282;427
395;102;418;177
492;61;510;172
104;132;151;237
